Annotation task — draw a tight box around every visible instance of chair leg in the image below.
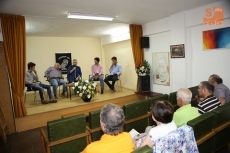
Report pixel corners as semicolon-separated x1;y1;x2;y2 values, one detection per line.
34;91;38;105
119;80;122;91
59;86;61;95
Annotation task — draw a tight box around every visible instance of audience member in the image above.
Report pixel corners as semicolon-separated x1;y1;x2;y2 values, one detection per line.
89;57;104;94
26;62;57;104
104;57;122;93
45;63;67;99
67;59;82;83
173;88;199;127
138;100;177;149
197;81;221;114
82;103;134;153
208;74;230;105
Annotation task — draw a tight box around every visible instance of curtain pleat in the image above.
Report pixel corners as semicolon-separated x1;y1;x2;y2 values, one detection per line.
1;14;27;117
129;24;144;91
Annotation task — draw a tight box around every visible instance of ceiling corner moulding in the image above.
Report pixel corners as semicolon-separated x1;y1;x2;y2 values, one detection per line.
67;12;114;21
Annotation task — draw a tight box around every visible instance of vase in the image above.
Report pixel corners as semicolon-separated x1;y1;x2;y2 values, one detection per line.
81;97;92;102
139;73;146;76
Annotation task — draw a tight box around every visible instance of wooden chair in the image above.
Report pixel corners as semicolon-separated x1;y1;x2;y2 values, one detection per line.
0;106;8;143
40;114;90;153
88;74;104;92
86;109;103;142
24;84;38;105
105;74;122;91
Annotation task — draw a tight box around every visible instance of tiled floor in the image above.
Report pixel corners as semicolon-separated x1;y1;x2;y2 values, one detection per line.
0;128;230;153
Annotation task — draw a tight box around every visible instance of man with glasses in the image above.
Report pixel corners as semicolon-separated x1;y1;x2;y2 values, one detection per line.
67;59;82;83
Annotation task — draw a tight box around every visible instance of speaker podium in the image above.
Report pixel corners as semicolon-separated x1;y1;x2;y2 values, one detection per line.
138;75;150;92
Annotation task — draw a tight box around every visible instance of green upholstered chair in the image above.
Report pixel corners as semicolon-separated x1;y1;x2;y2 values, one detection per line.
132;145;153;153
188;86;199;107
169;92;178;109
148;94;169;126
40;114;90;153
212;103;230;151
187;111;215;153
124;100;150;133
87;109;104;142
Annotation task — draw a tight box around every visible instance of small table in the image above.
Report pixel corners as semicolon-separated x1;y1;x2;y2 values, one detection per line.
66;83;75;100
135;91;162;99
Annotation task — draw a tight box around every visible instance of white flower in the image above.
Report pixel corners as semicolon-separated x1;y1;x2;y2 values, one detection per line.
74;82;79;86
79;93;82;97
85;80;89;83
87;95;91;98
83;86;86;90
71;87;75;89
77;91;79;93
93;83;97;87
79;86;82;89
88;86;91;89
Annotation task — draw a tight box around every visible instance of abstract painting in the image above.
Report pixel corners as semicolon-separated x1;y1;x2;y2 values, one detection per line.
152;52;170;86
170;44;185;58
203;27;230;50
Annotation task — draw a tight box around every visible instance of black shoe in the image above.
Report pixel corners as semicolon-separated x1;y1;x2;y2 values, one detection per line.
101;90;104;94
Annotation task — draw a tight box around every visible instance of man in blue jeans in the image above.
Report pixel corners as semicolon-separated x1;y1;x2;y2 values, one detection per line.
104;56;122;92
25;62;57;104
45;63;67;99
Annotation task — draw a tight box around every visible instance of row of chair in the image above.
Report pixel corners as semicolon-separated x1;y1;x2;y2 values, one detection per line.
40;86;229;153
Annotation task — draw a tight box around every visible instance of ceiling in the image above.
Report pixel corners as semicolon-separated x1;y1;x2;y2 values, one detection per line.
0;0;219;37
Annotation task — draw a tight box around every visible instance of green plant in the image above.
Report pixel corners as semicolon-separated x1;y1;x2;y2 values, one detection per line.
135;60;150;75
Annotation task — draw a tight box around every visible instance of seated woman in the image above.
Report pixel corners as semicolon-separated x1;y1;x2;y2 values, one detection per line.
82;103;134;153
138;100;177;149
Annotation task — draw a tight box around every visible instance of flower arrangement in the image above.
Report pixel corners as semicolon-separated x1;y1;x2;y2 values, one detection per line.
135;60;150;76
73;79;97;99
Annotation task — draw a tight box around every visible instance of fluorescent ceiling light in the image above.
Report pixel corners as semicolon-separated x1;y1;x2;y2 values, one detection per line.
67;12;114;21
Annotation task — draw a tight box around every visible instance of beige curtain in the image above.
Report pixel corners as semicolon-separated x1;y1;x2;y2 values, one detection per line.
1;14;27;117
129;24;144;91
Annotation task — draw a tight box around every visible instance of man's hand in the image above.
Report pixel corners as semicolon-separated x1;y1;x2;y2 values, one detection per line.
33;69;37;74
94;76;98;80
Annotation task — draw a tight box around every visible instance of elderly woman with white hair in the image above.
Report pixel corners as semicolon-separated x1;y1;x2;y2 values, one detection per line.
82;103;134;153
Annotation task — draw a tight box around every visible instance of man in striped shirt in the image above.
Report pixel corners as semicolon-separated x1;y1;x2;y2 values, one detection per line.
197;81;221;114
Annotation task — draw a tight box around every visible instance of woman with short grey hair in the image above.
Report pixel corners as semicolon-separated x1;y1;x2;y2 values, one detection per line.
82;103;134;153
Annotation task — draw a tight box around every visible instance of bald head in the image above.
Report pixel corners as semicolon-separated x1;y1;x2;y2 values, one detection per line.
54;63;60;69
177;88;192;104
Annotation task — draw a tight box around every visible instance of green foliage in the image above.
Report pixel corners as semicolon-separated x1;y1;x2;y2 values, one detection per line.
73;79;97;99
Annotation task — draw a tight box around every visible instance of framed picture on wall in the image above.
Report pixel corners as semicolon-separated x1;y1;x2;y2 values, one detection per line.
203;27;230;50
170;44;185;58
152;52;170;86
55;53;72;74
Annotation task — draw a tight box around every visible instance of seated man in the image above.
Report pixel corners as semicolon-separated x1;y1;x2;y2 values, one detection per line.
45;63;67;99
82;103;134;153
26;62;57;104
67;59;82;83
197;81;221;115
208;74;230;105
173;88;199;127
104;56;122;92
89;57;104;94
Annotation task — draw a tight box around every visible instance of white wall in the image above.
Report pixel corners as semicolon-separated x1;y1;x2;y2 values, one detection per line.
26;37;102;83
102;40;137;90
143;0;230;94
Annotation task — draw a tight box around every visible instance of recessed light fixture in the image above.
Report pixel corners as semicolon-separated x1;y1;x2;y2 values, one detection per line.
67;12;114;21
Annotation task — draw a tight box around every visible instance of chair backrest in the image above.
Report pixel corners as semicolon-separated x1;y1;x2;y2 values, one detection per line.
212;103;230;151
153;125;199;153
169;92;177;108
188;86;199;99
88;109;103;141
123;100;149;133
132;145;153;153
47;114;87;153
187;111;215;141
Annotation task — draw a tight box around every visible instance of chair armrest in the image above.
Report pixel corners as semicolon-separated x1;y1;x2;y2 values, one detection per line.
40;128;50;145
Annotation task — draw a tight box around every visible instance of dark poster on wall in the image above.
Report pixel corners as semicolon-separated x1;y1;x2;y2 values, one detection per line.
55;53;72;74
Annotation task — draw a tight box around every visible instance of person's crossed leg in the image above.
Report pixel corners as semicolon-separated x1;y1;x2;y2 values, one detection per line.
104;75;118;92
